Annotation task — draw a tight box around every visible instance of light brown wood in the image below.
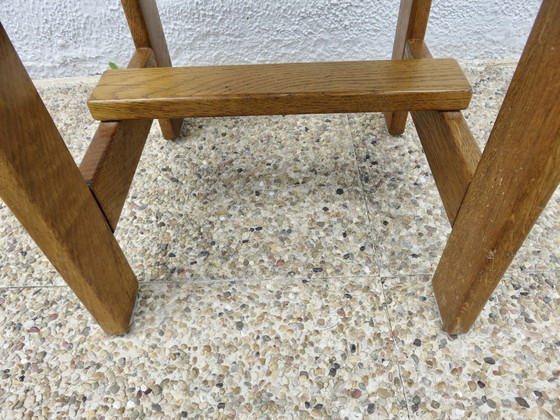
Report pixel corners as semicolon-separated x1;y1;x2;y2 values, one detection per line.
384;104;409;136
433;0;560;334
411;111;481;224
405;40;482;224
88;59;472;120
384;0;432;135
80;121;152;230
405;38;433;60
391;0;432;58
4;1;554;338
80;48;155;230
121;0;183;139
0;24;137;335
126;46;157;69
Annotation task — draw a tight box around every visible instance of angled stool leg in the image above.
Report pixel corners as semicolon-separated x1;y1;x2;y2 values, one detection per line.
432;0;560;334
121;0;183;139
0;25;137;335
384;0;432;135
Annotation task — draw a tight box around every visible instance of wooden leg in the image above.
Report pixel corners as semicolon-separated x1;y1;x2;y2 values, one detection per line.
121;0;183;140
0;24;137;335
411;110;481;225
80;48;155;231
384;0;432;135
432;0;560;334
405;41;482;225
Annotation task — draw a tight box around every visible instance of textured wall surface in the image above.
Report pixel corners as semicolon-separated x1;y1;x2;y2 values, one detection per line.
1;0;541;79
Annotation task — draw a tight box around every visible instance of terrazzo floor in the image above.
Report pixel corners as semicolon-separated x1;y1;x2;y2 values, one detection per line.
0;59;559;419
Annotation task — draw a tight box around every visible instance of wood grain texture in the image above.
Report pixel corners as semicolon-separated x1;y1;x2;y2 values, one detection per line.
391;0;432;59
121;0;183;139
80;120;152;230
406;40;481;225
405;39;433;60
411;111;481;224
0;24;137;335
88;59;472;120
433;0;560;334
126;46;157;69
80;49;154;231
385;0;432;135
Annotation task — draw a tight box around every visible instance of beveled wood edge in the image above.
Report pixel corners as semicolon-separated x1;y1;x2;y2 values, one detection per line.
87;58;473;121
121;0;183;139
433;0;560;333
385;0;433;135
406;40;481;225
80;48;155;230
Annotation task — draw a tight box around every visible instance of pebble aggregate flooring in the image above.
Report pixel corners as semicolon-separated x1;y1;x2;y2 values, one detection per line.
1;60;559;419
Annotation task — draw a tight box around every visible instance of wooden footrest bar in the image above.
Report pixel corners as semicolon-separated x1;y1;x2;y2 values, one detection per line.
88;59;472;120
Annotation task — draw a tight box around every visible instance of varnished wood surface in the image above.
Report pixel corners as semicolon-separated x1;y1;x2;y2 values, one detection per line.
121;0;172;68
405;39;433;61
412;110;481;224
432;0;560;333
80;49;154;231
88;59;472;120
406;40;482;225
126;47;157;69
121;0;183;139
0;24;137;334
391;0;432;59
385;0;432;135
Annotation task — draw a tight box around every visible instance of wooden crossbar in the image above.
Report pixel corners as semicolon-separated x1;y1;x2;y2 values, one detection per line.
87;59;472;121
1;0;557;337
80;48;155;231
405;40;482;225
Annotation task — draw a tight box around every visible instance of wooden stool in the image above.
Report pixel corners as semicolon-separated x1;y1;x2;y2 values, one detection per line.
1;0;559;334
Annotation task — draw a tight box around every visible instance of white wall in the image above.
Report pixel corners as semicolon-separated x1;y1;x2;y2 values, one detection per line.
1;0;541;79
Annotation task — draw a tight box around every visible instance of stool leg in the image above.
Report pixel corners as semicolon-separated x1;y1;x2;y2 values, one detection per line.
432;0;560;334
384;0;432;135
0;25;138;335
121;0;183;140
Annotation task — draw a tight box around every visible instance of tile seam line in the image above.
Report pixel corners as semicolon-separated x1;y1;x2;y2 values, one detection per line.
345;113;412;418
345;113;383;276
1;268;555;290
136;274;383;286
0;274;383;291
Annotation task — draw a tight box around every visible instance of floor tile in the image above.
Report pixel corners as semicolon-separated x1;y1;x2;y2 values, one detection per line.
383;272;560;419
172;114;358;193
116;186;379;282
0;213;62;287
349;113;450;277
0;277;406;419
348;59;560;277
